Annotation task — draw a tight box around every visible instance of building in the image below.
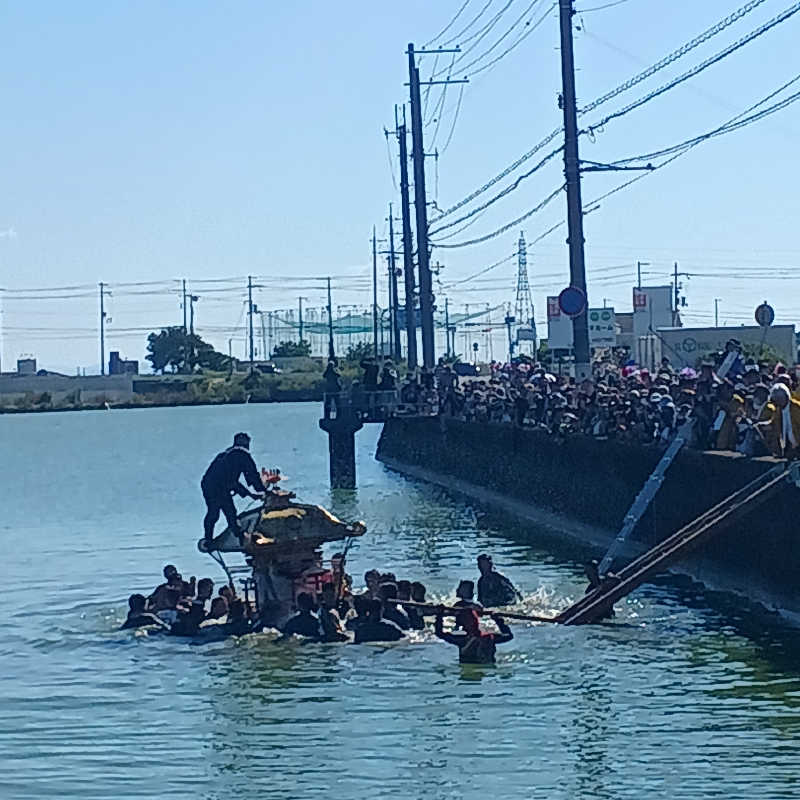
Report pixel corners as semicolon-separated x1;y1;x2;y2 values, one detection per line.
109;351;139;375
17;358;37;375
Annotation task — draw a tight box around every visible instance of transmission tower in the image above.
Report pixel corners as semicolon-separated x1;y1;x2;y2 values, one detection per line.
513;232;536;354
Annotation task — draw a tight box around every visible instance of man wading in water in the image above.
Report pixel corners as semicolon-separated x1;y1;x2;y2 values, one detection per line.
201;432;265;548
435;606;513;664
476;554;521;607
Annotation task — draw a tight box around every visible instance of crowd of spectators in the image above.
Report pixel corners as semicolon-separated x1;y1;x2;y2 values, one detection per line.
395;340;800;458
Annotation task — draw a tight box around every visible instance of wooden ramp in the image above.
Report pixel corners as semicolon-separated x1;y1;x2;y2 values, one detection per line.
557;462;798;626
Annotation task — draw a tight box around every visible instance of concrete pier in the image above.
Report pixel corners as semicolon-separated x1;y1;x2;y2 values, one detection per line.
319;410;363;489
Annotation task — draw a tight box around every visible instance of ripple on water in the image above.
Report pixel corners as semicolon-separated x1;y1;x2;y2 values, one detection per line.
3;405;800;800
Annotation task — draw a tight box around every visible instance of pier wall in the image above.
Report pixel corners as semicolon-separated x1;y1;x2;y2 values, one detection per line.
376;417;800;613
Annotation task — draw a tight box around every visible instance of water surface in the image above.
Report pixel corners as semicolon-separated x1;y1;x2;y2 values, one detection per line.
1;403;799;799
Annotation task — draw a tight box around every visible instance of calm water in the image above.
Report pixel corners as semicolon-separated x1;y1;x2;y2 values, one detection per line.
1;403;799;799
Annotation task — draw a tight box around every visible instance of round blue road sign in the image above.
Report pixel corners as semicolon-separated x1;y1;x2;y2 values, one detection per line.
755;301;775;327
558;286;587;318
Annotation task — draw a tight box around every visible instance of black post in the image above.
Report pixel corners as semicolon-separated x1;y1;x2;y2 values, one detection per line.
247;275;255;365
299;296;305;344
388;204;401;361
326;277;335;361
372;226;379;357
558;0;590;381
408;44;435;369
182;279;187;333
445;297;451;357
398;112;417;369
99;282;106;375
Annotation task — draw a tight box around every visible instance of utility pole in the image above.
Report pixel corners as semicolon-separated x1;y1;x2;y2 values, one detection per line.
182;279;187;333
298;297;305;344
388;203;401;361
372;226;379;357
267;311;274;358
247;275;255;365
189;294;198;335
715;298;720;328
260;312;267;357
504;309;516;362
408;43;435;369
397;107;417;369
99;282;107;375
444;297;451;358
558;0;590;380
326;277;335;361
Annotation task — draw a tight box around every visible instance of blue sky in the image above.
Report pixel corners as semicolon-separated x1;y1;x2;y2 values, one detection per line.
1;0;799;371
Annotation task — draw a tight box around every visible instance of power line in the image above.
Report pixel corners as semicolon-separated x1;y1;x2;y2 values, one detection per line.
432;0;516;77
429;145;563;234
432;126;562;220
430;0;776;223
424;0;473;48
453;0;549;76
432;184;564;248
579;0;769;115
606;73;800;166
439;0;495;48
439;82;467;153
576;0;631;11
584;1;800;134
465;1;556;78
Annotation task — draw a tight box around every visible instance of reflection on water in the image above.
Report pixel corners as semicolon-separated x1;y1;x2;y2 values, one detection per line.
2;403;800;799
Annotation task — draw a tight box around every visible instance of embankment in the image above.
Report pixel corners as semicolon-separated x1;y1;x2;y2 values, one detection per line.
376;417;800;616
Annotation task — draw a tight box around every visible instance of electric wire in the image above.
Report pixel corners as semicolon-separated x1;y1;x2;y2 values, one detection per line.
432;184;564;248
439;0;495;48
579;0;769;115
424;0;473;48
606;73;800;167
439;82;467;154
431;0;776;223
429;145;563;235
432;0;516;78
584;1;800;134
452;0;547;76
465;1;556;78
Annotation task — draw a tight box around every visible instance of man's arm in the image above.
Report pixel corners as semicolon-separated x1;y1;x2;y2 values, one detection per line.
434;607;465;646
240;452;266;494
491;614;513;644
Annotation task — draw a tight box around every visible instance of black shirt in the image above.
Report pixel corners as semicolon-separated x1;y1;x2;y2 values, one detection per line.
354;619;405;644
282;611;321;639
201;446;262;496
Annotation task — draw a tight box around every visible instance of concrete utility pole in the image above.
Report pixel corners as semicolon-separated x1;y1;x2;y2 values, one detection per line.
99;282;107;375
372;226;379;357
247;275;255;365
182;279;187;333
326;277;335;361
388;204;401;361
298;296;305;344
558;0;590;380
444;297;451;357
407;43;435;369
397;109;418;369
189;294;198;335
715;298;721;328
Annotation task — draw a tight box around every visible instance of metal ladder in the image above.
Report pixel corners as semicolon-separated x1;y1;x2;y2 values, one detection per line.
557;462;797;626
598;419;694;574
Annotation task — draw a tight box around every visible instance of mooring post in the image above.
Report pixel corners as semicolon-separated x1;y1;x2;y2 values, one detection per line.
319;408;363;489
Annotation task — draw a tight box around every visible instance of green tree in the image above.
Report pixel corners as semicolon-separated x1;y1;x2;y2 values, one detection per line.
146;327;232;374
343;340;373;364
271;340;311;358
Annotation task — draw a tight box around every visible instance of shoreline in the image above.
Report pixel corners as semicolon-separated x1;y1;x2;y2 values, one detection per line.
0;395;320;415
